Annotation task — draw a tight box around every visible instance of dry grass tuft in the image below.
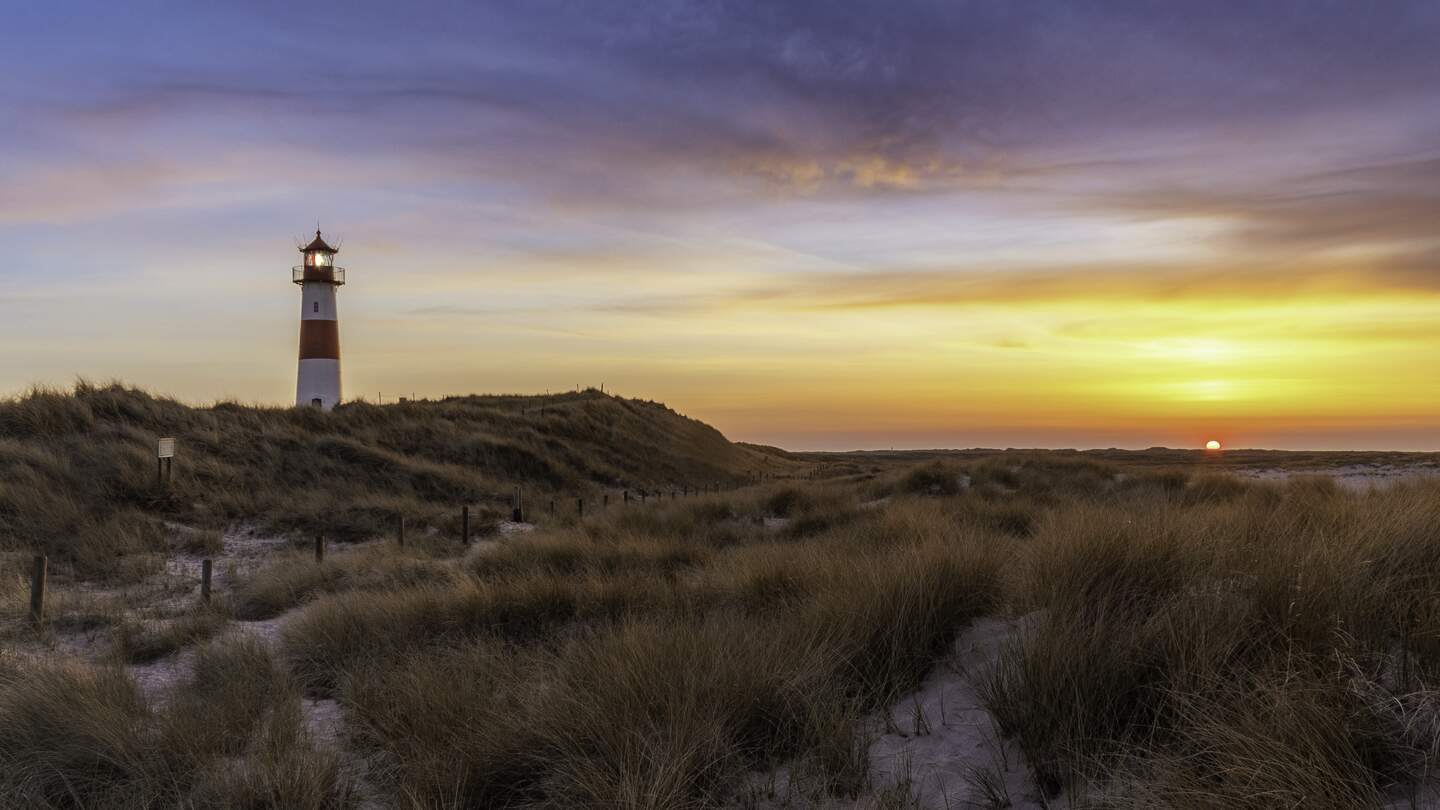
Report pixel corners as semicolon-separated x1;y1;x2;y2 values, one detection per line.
983;473;1440;801
227;545;462;620
278;493;1010;806
113;607;228;664
0;635;355;808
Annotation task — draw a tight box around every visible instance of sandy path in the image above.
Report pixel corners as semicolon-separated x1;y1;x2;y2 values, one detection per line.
859;616;1063;810
132;523;530;706
1383;788;1440;809
1236;464;1440;489
134;526;397;807
740;616;1063;809
3;524;394;803
126;525;303;704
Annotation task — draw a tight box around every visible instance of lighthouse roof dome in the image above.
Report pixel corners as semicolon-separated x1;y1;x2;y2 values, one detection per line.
301;230;337;253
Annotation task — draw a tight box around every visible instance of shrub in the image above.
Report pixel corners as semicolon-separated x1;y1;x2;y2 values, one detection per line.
898;462;966;496
0;661;156;806
113;608;227;664
227;546;463;620
0;636;356;808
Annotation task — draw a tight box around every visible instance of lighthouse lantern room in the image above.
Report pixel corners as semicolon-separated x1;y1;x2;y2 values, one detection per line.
293;230;345;410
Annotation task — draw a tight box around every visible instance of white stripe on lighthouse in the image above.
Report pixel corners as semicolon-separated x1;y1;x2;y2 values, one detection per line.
296;280;342;410
297;358;342;409
300;282;339;322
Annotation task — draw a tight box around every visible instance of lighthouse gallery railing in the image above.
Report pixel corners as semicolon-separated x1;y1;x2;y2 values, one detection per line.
292;266;346;285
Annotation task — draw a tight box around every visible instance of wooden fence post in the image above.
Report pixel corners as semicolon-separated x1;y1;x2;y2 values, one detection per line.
1403;605;1416;693
201;559;212;604
549;498;555;515
29;555;47;626
314;534;325;563
462;506;470;545
578;498;584;518
513;486;524;522
397;515;406;547
603;494;609;508
623;489;629;504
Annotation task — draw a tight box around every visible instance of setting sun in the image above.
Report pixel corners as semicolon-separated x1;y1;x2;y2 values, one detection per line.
1205;440;1222;451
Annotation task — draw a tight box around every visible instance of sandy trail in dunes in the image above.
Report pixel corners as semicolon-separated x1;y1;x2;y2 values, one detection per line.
739;615;1067;809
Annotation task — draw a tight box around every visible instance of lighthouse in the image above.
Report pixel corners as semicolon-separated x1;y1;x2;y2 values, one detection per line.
293;230;345;409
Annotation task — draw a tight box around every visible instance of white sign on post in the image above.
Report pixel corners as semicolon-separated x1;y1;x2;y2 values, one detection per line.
157;438;176;458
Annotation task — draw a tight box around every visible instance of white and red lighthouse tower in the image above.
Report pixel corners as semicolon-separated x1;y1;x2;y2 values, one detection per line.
293;230;345;409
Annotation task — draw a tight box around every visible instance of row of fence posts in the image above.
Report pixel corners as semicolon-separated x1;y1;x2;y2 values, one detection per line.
22;479;749;625
493;481;729;523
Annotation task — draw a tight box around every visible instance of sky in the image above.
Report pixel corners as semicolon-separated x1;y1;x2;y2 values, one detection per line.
3;1;1440;450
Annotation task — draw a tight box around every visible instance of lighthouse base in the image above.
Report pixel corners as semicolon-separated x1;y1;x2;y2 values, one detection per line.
296;359;342;410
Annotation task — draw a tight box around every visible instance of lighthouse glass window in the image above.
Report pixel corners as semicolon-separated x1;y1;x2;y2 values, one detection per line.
307;251;331;268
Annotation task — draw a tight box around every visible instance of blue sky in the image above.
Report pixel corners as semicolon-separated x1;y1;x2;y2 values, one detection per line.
4;2;1440;449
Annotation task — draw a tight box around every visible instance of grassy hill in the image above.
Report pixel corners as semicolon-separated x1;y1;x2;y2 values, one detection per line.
0;382;799;575
6;417;1440;807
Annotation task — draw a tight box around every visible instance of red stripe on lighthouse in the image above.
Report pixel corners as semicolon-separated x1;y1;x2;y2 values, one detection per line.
298;320;340;359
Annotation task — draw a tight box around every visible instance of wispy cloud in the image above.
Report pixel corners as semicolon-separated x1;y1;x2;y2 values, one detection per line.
11;1;1440;214
583;251;1440;320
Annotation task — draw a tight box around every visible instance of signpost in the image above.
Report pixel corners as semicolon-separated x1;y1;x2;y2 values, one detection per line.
29;555;46;626
157;438;176;486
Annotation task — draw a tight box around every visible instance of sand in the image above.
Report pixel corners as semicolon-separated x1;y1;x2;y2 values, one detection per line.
7;523;386;799
860;616;1064;809
740;615;1065;809
496;520;537;536
1236;463;1440;489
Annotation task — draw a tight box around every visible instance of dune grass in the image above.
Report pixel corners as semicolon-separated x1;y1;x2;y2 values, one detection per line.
980;476;1440;805
226;541;464;620
112;607;228;664
8;387;1440;808
0;382;797;577
0;635;353;808
318;494;1005;808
